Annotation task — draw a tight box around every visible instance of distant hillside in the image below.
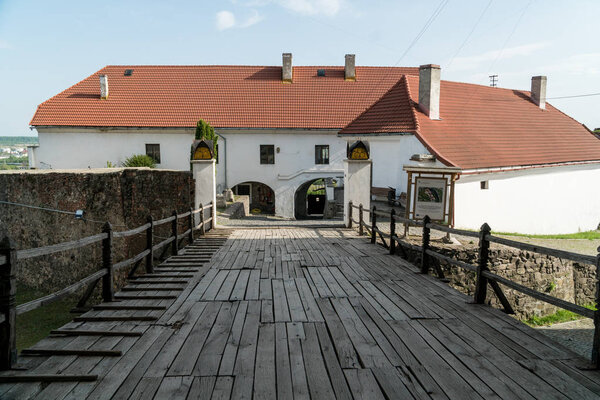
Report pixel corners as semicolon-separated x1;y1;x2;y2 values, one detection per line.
0;136;38;146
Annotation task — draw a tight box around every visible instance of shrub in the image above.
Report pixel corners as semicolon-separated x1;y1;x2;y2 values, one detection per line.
122;154;156;168
195;119;218;159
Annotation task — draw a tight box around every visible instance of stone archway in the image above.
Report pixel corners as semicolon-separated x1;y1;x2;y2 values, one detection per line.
294;177;343;220
231;181;275;215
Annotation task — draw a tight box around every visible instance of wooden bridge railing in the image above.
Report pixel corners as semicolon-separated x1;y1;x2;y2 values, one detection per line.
0;202;214;370
348;201;600;367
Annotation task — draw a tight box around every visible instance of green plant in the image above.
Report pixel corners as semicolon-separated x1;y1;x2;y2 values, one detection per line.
122;154;156;168
195;119;218;159
545;281;556;293
106;160;116;168
525;304;596;326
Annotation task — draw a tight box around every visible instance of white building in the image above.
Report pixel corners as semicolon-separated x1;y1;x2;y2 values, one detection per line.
30;55;600;233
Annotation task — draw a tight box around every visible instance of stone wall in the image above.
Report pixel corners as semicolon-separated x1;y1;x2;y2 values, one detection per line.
0;168;193;292
399;238;595;319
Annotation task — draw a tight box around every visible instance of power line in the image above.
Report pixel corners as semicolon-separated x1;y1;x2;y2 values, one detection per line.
0;200;126;227
446;0;494;69
547;92;600;100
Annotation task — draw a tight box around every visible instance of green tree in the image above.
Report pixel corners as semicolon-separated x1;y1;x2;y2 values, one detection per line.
122;154;156;168
195;119;218;159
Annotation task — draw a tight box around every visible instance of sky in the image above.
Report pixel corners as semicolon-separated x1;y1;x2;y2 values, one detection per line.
0;0;599;136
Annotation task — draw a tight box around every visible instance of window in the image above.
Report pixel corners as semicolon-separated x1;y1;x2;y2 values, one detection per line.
315;145;329;164
260;145;275;164
145;144;161;164
480;181;489;190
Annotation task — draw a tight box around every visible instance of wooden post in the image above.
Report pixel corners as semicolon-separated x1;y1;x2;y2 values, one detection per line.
348;201;353;229
0;236;17;370
199;203;205;235
358;204;364;236
371;206;377;244
101;222;114;302
389;209;396;255
592;246;600;367
145;215;154;274
188;207;194;244
171;210;178;256
420;215;431;274
474;223;491;304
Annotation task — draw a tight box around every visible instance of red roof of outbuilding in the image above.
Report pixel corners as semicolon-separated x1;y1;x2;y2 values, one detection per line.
31;64;600;170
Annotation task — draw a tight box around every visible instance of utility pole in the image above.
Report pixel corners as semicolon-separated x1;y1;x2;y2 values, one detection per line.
489;75;498;88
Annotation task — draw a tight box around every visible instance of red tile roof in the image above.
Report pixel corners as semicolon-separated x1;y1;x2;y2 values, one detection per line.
31;64;600;170
30;65;418;129
341;75;600;169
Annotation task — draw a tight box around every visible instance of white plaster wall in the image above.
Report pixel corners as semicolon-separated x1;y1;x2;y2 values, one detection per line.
34;128;194;170
344;160;372;226
215;129;346;218
192;160;217;227
361;135;445;194
454;164;600;234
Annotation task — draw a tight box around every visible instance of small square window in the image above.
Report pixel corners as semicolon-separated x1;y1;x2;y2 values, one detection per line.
260;145;275;164
315;145;329;164
145;144;161;164
480;181;489;190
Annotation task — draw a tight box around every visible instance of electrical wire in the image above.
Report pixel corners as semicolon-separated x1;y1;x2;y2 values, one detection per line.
446;0;494;69
0;200;127;227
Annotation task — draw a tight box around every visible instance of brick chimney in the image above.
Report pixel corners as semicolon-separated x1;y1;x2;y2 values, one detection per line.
345;54;356;81
99;75;109;99
531;76;547;110
419;64;440;120
282;53;292;83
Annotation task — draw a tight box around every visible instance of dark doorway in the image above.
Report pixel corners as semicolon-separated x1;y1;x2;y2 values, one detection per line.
307;194;326;214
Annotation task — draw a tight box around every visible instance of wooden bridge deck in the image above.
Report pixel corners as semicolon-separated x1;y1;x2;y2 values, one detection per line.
2;227;600;399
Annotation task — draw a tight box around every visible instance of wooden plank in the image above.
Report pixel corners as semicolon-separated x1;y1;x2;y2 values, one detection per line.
246;269;261;300
194;302;238;376
275;323;293;400
344;369;386;400
284;279;308;322
316;298;360;369
215;269;240;300
253;323;276;400
50;329;143;337
272;279;291;322
0;374;97;383
153;376;193;399
230;269;250;300
231;300;261;400
219;301;249;376
371;367;422;400
301;323;336;400
295;277;324;322
315;322;353;400
211;376;234;400
187;377;216;399
167;301;222;376
288;330;310;400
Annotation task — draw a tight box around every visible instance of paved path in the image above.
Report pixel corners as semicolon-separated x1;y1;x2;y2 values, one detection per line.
217;214;344;228
2;227;600;399
537;319;595;359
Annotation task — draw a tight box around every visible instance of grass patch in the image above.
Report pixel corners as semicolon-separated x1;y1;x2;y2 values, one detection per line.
16;284;80;351
494;230;600;240
525;304;596;327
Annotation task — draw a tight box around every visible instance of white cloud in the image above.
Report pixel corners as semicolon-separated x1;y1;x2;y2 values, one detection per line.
279;0;342;16
216;9;264;30
449;42;550;71
216;11;236;31
0;40;11;49
543;53;600;75
239;10;264;28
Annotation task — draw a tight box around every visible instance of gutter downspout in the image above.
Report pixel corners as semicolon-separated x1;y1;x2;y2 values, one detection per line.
218;133;228;189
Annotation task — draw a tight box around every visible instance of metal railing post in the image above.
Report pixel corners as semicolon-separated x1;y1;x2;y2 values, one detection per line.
420;215;431;274
102;222;114;302
171;210;178;256
0;236;17;370
145;215;154;274
358;204;364;236
199;203;205;235
371;206;377;244
188;207;194;244
389;209;396;255
592;246;600;367
348;201;353;229
474;223;491;304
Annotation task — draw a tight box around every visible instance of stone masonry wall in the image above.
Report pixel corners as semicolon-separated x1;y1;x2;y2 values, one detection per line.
0;168;193;292
399;238;596;319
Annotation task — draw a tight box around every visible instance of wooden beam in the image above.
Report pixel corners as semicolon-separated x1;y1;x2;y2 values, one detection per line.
50;329;143;337
0;374;98;383
20;349;122;357
73;316;157;322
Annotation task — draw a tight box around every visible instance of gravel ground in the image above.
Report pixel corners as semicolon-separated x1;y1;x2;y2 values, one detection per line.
536;319;594;359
